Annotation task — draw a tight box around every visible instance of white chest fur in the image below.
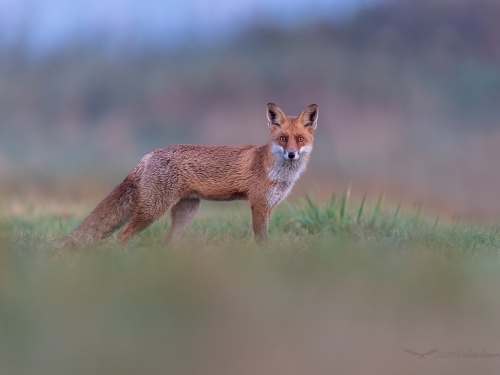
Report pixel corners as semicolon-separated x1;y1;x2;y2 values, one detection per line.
266;156;307;208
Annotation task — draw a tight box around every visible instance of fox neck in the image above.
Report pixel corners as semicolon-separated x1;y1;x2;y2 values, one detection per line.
265;142;310;208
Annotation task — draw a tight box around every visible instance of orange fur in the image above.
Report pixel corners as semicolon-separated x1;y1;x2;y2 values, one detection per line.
62;103;318;246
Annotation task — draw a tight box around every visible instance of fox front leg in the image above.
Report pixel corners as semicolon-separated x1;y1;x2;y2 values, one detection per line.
250;202;271;242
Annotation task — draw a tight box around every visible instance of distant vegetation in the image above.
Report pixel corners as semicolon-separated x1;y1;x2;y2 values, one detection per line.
1;0;499;170
2;0;500;217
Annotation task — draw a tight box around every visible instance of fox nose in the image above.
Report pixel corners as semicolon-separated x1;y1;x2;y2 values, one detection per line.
288;152;296;159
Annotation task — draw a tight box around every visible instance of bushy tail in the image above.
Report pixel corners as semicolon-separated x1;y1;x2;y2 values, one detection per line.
60;173;140;247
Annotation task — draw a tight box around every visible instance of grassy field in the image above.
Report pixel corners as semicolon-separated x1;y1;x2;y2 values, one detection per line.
1;193;500;374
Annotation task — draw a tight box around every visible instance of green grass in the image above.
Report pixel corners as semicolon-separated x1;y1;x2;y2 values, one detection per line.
1;194;500;375
4;192;500;257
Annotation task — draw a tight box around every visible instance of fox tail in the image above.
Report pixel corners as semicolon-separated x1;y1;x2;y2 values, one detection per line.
58;162;146;247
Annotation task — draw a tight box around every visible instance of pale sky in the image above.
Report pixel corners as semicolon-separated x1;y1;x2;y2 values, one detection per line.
0;0;384;52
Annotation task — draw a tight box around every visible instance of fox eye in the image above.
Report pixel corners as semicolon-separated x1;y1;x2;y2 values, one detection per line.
279;136;286;142
297;136;304;142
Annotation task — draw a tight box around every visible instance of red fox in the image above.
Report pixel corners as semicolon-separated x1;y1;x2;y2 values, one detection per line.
63;103;318;246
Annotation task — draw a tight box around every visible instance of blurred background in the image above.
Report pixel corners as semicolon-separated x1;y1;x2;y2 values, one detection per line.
1;0;500;218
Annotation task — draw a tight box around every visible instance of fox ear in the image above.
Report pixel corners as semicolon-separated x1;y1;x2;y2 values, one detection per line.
299;104;318;130
267;103;286;130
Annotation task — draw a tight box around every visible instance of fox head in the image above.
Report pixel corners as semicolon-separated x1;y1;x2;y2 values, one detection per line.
267;103;318;161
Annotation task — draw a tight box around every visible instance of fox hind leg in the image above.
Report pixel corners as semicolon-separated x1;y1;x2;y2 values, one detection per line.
117;197;178;245
166;198;200;244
